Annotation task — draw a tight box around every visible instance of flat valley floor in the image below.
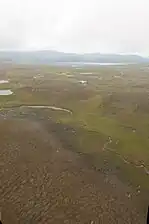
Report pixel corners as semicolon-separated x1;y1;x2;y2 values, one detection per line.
0;64;149;223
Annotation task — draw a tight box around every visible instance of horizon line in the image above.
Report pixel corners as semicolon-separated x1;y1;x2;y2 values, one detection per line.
0;49;148;57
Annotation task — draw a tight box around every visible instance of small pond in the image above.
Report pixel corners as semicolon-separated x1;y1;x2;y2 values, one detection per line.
0;80;9;84
0;90;13;95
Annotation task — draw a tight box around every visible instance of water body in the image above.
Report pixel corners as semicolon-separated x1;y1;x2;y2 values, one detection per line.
22;106;72;113
0;80;9;84
80;72;93;75
81;62;129;66
79;80;87;85
52;62;135;67
0;90;13;95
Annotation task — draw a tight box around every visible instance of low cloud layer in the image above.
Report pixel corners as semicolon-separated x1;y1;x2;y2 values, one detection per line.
0;0;148;54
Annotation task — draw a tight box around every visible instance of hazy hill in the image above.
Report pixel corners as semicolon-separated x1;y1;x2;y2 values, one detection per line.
0;51;148;64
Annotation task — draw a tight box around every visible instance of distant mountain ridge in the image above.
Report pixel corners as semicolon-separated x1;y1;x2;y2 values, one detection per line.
0;50;148;64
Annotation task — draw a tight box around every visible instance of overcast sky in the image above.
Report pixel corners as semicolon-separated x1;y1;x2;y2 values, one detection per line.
0;0;148;54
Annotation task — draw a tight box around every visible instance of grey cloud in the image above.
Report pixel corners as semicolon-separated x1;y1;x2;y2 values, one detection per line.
0;0;148;54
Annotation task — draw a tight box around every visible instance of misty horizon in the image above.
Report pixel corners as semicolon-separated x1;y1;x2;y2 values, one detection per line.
0;49;148;58
0;0;148;55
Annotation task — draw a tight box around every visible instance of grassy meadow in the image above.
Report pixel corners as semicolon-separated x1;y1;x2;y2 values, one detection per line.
0;63;149;194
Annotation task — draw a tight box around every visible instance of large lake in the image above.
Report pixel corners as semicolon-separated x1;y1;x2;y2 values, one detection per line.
51;62;136;67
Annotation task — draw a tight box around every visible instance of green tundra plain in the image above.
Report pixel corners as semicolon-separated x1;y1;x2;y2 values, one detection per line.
0;64;149;223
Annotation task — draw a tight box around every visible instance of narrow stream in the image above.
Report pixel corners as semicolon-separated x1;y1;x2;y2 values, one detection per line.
21;105;72;113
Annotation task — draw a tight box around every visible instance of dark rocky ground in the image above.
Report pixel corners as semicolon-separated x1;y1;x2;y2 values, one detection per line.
0;113;146;223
